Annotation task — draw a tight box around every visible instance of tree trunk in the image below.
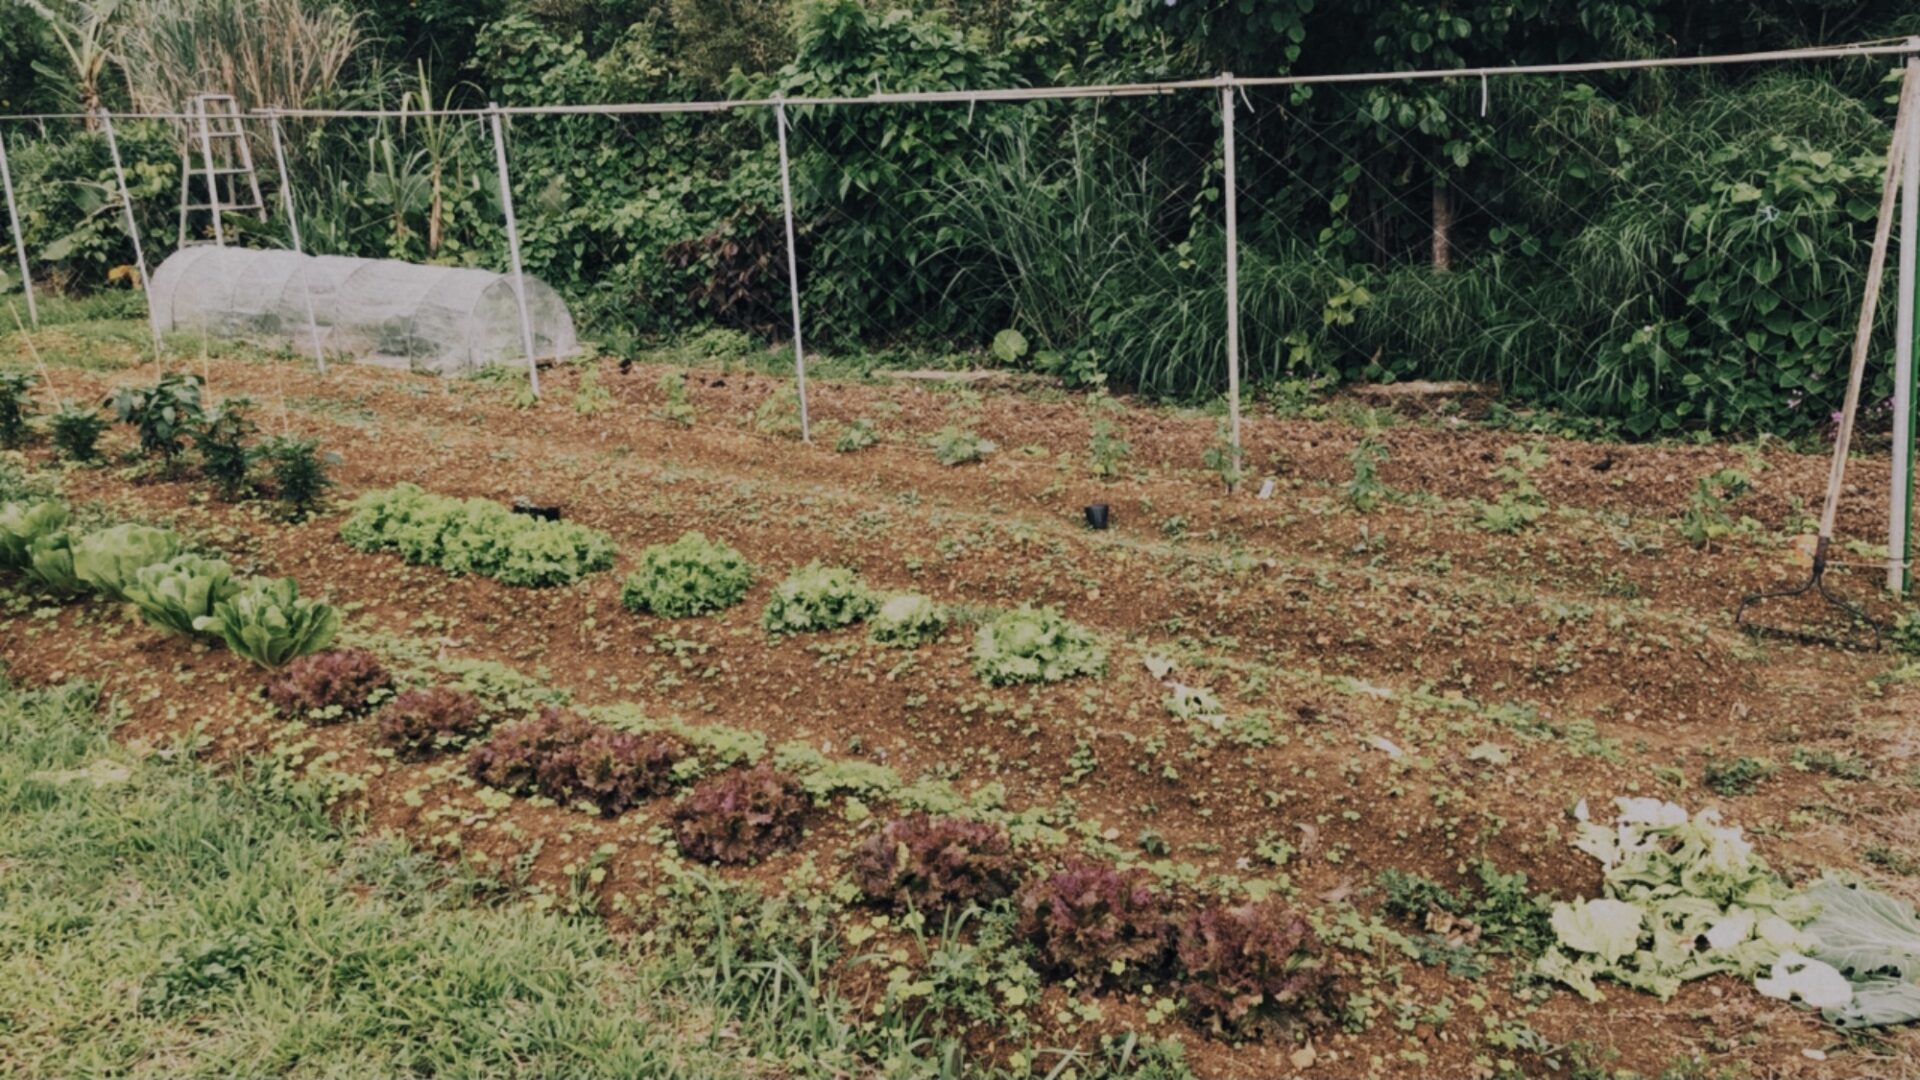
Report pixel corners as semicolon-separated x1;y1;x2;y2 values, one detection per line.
1431;175;1453;272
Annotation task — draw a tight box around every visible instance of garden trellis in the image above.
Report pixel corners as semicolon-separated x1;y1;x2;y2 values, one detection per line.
3;39;1920;591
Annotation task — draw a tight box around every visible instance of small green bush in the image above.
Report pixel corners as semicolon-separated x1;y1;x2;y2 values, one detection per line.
0;371;38;448
122;554;243;637
1894;610;1920;656
72;524;181;600
107;371;204;465
834;419;877;452
620;531;753;618
868;593;946;647
972;605;1106;685
928;426;995;466
49;401;109;462
263;436;333;522
194;577;340;668
195;399;258;501
762;563;877;633
340;483;616;588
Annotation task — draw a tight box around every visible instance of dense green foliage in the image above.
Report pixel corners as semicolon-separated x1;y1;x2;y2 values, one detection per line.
619;530;753;618
6;2;1917;434
340;482;616;587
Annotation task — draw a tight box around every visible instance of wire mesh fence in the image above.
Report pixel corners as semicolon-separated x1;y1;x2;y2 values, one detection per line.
0;46;1914;459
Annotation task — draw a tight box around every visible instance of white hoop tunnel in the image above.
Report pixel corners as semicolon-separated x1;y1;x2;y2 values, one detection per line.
146;247;577;375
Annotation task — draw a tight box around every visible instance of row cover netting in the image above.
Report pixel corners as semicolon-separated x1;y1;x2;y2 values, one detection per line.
148;246;575;374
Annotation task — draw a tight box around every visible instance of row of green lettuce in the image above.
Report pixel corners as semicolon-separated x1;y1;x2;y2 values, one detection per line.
339;482;1111;686
0;497;337;667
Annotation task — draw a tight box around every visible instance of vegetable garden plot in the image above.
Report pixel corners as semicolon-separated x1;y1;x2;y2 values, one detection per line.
2;337;1918;1079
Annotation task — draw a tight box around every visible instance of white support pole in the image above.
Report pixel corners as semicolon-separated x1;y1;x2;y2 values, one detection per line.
487;104;540;398
1219;77;1243;466
1895;49;1920;595
0;127;36;327
99;111;161;356
193;98;226;247
773;99;812;443
267;112;327;373
267;113;304;253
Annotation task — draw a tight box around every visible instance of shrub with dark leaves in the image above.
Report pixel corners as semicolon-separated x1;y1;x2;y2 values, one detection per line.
376;687;486;758
850;814;1018;914
1176;901;1332;1036
1016;859;1174;989
263;648;393;723
672;764;810;864
535;727;686;816
466;708;597;796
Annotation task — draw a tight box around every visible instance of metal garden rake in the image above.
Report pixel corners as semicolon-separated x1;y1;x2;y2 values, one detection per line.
1736;65;1917;650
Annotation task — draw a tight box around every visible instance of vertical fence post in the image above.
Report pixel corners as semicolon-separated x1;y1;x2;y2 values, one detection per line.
487;104;540;398
99;111;162;357
0;127;37;327
773;97;812;443
1219;76;1243;468
1895;47;1920;595
267;111;327;373
192;98;227;247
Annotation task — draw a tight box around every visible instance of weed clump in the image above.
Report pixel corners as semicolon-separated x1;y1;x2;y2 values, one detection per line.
1017;859;1174;989
0;372;36;448
850;814;1018;914
376;687;486;758
1176;901;1333;1035
972;605;1106;685
762;563;876;633
265;648;394;722
672;764;810;864
620;531;753;618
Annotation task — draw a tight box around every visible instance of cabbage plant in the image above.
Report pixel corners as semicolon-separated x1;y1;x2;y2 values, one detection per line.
194;577;339;668
73;524;181;599
123;555;243;636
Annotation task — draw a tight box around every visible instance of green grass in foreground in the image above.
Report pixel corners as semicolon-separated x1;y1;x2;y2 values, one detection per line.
0;678;1189;1079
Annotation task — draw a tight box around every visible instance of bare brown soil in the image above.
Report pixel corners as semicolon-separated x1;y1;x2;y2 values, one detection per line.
3;346;1918;1080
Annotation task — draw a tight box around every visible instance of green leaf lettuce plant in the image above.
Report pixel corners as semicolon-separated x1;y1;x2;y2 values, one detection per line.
194;577;340;668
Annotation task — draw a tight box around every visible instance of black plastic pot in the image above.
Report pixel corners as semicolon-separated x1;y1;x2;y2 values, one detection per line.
511;498;562;522
1084;504;1110;530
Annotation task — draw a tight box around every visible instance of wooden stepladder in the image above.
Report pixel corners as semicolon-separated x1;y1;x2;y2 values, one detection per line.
176;94;265;248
